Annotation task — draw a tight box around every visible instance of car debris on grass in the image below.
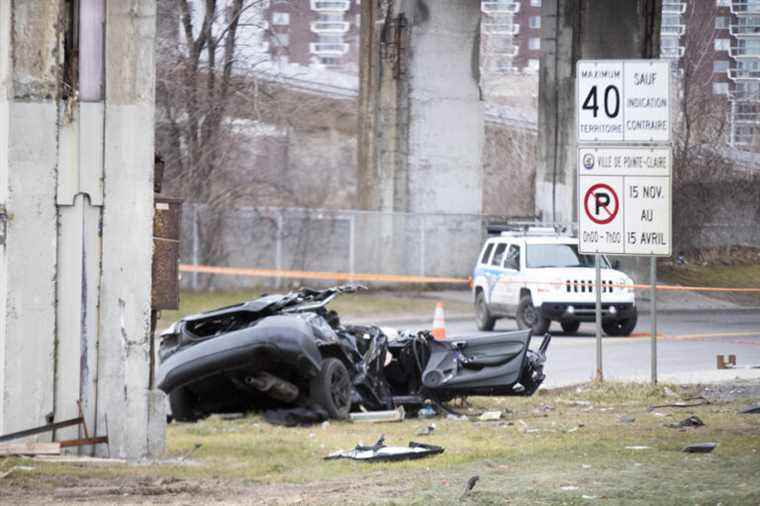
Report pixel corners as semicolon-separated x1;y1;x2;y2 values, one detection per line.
324;434;445;462
157;285;550;424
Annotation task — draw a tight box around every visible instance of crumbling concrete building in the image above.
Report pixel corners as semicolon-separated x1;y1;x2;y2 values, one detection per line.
0;0;163;458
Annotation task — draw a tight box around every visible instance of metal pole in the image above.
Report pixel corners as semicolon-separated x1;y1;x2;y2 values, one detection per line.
191;205;199;291
275;211;284;289
651;255;658;384
595;253;603;382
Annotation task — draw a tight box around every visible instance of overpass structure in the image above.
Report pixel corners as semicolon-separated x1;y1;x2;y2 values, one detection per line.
358;0;662;223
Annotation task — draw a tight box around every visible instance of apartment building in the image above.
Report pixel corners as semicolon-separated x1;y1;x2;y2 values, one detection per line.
264;0;361;70
480;0;543;74
662;0;760;148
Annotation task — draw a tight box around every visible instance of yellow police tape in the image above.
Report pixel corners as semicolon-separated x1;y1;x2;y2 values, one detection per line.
179;263;760;294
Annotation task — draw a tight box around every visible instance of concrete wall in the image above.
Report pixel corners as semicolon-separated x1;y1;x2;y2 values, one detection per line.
536;0;661;223
0;0;162;459
406;0;484;214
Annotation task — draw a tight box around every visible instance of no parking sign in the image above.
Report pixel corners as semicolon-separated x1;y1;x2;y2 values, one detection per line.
577;60;672;257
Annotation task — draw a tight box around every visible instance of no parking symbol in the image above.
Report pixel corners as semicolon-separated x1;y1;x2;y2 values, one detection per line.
584;183;619;225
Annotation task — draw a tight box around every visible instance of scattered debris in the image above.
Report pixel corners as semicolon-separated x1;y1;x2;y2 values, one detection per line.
739;404;760;415
350;407;405;423
683;442;717;454
0;442;60;456
479;411;502;421
560;485;579;491
263;406;328;427
417;405;437;419
217;413;245;421
462;475;480;497
625;446;651;450
618;415;636;424
416;424;436;436
663;386;676;397
325;435;444;462
565;423;585;433
446;413;468;421
0;403;108;454
648;398;709;411
180;443;202;462
716;354;737;369
582;494;598;500
667;415;704;429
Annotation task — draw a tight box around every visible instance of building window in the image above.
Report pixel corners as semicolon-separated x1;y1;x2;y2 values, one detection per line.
716;0;730;6
319;56;340;66
528;37;541;50
272;12;290;26
715;38;730;51
528;58;540;71
713;60;729;73
529;16;541;29
715;16;729;29
712;82;729;95
530;0;542;6
271;33;289;48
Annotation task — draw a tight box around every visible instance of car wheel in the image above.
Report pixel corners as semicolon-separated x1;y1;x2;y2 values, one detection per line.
560;320;581;334
602;308;638;337
169;387;201;422
475;291;496;331
516;295;550;335
310;358;352;419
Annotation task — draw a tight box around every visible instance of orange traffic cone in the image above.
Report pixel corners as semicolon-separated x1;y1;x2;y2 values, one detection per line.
431;302;446;341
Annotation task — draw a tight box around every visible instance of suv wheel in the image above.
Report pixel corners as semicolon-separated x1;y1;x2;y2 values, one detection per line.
310;358;352;419
601;308;638;337
475;291;496;331
516;295;550;335
560;320;581;334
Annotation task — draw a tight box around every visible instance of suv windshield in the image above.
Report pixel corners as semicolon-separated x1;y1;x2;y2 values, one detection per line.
526;243;610;268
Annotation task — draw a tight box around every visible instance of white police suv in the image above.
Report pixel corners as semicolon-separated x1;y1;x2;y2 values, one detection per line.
472;228;637;336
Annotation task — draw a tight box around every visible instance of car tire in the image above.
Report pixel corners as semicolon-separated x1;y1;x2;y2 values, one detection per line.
475;291;496;331
560;320;581;334
602;308;638;337
169;387;201;422
310;358;352;420
516;295;551;335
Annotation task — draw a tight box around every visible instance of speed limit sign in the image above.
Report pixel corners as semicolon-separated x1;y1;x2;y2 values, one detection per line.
577;60;671;143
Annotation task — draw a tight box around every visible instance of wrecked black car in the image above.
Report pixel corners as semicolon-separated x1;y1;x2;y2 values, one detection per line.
157;285;550;422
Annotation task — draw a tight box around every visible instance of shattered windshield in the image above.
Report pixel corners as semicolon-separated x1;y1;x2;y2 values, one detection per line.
526;244;609;268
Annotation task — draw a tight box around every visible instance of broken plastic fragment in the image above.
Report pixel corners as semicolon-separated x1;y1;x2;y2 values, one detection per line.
325;438;444;462
683;442;717;453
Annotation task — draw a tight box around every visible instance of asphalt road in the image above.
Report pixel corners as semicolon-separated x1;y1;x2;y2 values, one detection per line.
390;309;760;387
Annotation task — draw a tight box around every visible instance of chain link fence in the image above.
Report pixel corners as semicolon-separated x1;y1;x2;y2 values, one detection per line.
181;204;498;291
179;204;760;291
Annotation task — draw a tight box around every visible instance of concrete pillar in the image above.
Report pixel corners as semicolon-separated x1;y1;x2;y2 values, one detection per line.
96;0;163;459
357;0;484;214
0;0;62;436
0;0;162;458
536;0;661;223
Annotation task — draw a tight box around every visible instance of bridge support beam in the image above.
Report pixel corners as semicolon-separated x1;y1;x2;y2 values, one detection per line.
358;0;484;215
536;0;661;223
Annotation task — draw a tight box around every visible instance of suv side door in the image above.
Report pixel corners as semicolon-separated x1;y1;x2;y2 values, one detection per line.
487;241;509;314
496;243;522;315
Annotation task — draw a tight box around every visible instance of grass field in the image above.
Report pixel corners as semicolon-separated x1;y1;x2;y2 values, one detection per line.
660;263;760;305
2;381;759;504
157;289;474;330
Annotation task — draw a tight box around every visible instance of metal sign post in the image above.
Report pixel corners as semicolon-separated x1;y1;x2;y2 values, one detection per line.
651;256;657;384
595;254;603;382
576;59;672;385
